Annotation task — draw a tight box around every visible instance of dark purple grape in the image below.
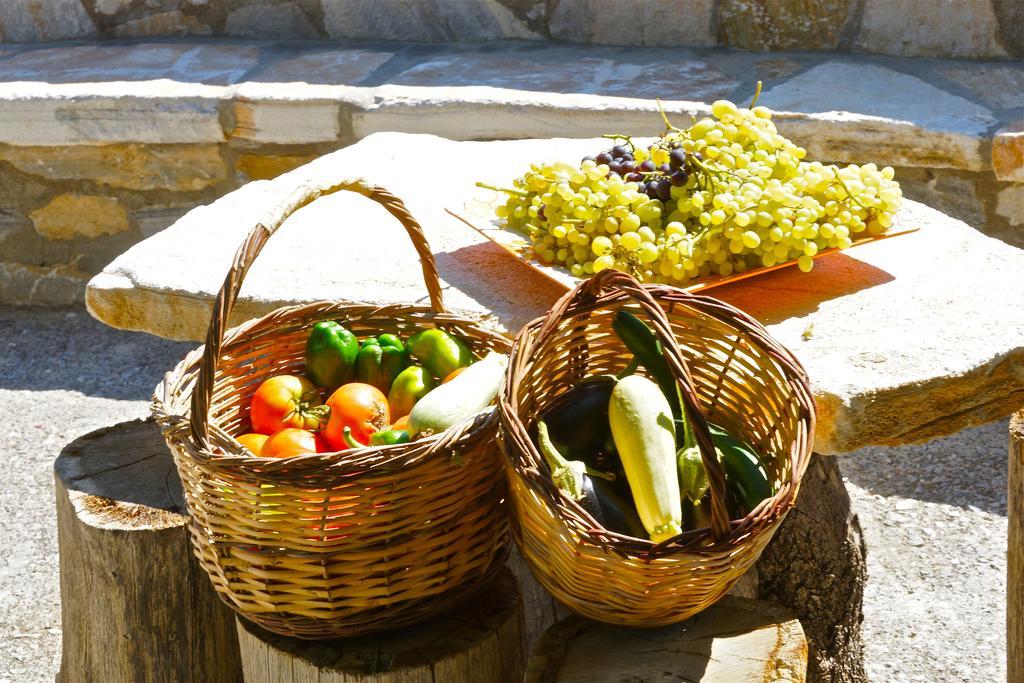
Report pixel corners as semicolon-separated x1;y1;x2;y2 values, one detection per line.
608;161;623;175
538;205;546;220
669;148;687;169
657;179;672;202
626;172;644;183
670;170;689;187
621;152;634;162
644;180;659;197
639;160;656;173
596;151;613;165
659;163;672;174
611;145;629;157
691;152;702;162
582;156;595;164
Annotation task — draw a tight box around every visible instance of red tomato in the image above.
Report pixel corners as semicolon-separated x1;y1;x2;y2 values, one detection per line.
236;433;268;455
323;383;390;449
250;375;323;435
260;428;321;458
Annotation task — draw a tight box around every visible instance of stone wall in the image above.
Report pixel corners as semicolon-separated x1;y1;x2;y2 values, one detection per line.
1;0;1021;59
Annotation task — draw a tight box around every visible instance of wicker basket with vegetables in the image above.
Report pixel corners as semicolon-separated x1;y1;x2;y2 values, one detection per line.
153;179;511;639
498;269;815;626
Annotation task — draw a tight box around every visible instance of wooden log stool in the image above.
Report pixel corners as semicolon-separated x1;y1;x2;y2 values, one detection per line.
525;596;807;683
1010;410;1024;682
54;419;241;683
235;567;526;682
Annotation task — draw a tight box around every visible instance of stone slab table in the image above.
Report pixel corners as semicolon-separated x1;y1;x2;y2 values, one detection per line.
86;132;1024;682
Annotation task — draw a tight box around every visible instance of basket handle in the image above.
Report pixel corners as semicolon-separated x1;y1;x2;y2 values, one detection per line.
551;269;732;542
189;178;445;446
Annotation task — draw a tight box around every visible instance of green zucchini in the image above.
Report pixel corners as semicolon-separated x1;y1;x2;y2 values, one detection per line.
611;310;682;421
608;375;682;543
709;423;772;513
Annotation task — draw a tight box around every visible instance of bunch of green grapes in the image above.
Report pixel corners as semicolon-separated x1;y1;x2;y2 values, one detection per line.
489;96;902;283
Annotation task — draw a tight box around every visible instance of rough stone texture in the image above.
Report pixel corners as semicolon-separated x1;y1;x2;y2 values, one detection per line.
132;206;194;239
995;185;1024;227
0;42;259;85
86;133;1024;454
0;82;228;146
548;0;715;46
992;0;1024;57
30;194;129;241
718;0;853;51
225;3;319;40
234;153;317;181
939;65;1024;109
0;143;228;191
890;167;987;232
110;11;212;38
0;0;96;42
761;62;995;171
390;48;738;101
250;48;393;85
0;262;89;305
856;0;1009;58
322;0;538;42
993;121;1024;183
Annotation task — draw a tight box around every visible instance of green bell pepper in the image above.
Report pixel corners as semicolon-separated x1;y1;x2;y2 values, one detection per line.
406;329;474;380
387;365;436;419
355;334;410;393
369;429;411;446
305;321;359;389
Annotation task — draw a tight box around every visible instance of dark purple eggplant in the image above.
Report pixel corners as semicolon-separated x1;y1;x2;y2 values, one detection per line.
588;477;646;537
535;375;621;475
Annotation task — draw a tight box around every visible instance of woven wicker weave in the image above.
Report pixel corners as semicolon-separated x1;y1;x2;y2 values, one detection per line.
152;178;511;639
497;269;815;626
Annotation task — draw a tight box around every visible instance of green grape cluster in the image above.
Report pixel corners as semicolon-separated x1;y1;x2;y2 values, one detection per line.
490;97;902;283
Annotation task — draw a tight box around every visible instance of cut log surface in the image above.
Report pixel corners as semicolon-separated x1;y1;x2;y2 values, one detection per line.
1009;411;1024;683
54;419;241;683
525;595;807;683
236;566;526;683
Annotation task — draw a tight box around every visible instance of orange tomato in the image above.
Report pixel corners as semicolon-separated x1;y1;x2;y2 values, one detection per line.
250;375;323;435
236;433;268;455
323;383;390;449
443;367;467;383
390;415;410;431
260;428;321;458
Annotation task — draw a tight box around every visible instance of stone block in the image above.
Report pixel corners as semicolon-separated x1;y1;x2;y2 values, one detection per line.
111;11;212;38
133;206;195;239
0;211;73;266
548;0;715;46
938;65;1024;110
30;194;130;241
0;262;89;306
231;83;364;144
322;0;537;41
226;3;320;40
0;0;96;42
252;48;393;85
390;48;738;101
993;121;1024;183
855;0;1009;58
0;82;228;146
0;42;258;86
234;153;317;181
892;167;986;232
718;0;853;51
761;62;994;171
0;143;229;192
996;185;1024;227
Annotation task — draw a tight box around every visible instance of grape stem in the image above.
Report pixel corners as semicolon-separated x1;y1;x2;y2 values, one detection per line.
475;181;528;197
656;99;685;134
748;80;764;109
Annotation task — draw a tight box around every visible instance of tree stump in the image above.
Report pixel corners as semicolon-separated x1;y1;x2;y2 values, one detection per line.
525;595;806;682
756;453;867;683
1009;410;1024;683
54;419;241;683
235;566;526;682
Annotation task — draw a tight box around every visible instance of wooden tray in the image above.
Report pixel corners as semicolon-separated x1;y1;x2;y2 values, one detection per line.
449;193;917;293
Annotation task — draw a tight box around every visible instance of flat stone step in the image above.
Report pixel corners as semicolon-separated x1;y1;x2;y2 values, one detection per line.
0;39;1020;178
85;132;1024;455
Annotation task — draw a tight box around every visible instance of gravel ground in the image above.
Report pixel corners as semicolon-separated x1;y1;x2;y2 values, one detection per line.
0;305;1010;682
